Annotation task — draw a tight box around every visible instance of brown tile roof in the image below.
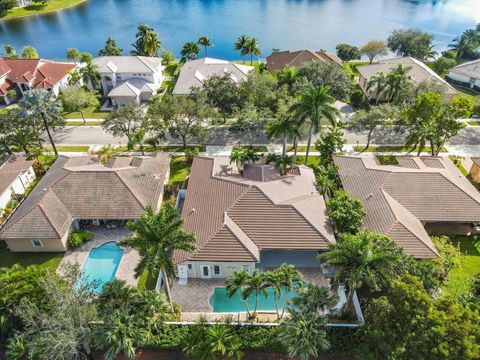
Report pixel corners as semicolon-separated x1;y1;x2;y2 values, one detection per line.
0;155;34;195
0;59;10;78
174;157;335;264
334;155;480;258
266;50;342;71
3;59;40;83
32;61;76;89
0;153;170;241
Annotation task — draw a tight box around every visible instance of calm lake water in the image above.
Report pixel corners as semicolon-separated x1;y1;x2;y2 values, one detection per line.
1;0;479;60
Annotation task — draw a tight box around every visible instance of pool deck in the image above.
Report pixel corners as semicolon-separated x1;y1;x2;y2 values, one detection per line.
58;227;140;287
170;267;330;314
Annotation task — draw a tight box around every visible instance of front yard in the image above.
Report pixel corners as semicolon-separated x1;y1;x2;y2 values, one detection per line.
0;241;63;272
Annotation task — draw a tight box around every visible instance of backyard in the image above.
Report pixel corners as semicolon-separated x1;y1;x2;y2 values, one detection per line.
2;0;86;19
0;241;62;271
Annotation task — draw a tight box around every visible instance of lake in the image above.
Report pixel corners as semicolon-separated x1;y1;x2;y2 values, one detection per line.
1;0;479;60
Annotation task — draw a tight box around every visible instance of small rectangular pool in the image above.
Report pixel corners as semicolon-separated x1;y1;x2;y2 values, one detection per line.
210;286;298;312
80;242;124;292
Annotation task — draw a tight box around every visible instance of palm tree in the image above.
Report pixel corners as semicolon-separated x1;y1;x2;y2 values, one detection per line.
244;270;268;317
265;270;283;319
21;46;38;59
266;115;300;158
7;127;43;156
119;205;195;311
225;270;252;317
449;29;480;58
80;60;101;90
234;35;250;63
319;231;401;315
197;35;213;57
66;70;82;86
229;147;248;172
277;264;302;318
19;89;64;157
290;283;337;315
66;48;81;64
3;45;18;59
98;279;139;314
246;37;261;65
288;85;339;165
276;66;298;93
315;171;336;198
143;31;162;57
181;41;200;60
366;72;388;105
385;64;412;103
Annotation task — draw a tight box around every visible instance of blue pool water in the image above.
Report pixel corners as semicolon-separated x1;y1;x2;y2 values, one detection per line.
80;242;124;292
210;286;298;313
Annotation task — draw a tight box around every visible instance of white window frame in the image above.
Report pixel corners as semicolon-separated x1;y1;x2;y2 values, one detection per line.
201;265;211;279
213;265;221;276
31;239;44;248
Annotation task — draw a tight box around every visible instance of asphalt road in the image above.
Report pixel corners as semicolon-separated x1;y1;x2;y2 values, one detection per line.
52;125;480;146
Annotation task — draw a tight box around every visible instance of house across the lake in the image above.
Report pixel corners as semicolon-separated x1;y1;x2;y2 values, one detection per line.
0;153;170;252
357;57;458;103
173;156;335;280
92;56;164;107
334;155;480;259
0;58;77;105
266;49;342;71
15;0;32;7
172;58;253;95
0;155;35;217
447;59;480;94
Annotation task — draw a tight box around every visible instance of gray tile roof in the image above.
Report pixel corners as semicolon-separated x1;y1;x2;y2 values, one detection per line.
266;50;342;71
0;152;170;241
93;56;163;74
108;78;156;97
172;58;253;95
449;59;480;80
0;155;33;195
357;57;458;95
334;155;480;258
174;156;335;264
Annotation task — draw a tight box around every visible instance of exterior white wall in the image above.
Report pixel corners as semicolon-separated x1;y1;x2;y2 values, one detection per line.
0;167;35;214
111;95;140;106
448;70;480;89
179;261;256;279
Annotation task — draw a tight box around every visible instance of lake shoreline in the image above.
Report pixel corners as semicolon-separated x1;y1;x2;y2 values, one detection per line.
1;0;87;21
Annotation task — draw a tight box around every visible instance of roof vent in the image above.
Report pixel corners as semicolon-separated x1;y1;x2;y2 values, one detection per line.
366;193;373;199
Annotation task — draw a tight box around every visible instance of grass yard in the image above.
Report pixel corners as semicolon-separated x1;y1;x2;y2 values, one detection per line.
453;87;479;105
353;145;448;153
44;145;90;152
443;236;480;296
295;155;320;168
0;242;63;272
376;155;399;165
62;107;108;120
3;0;86;19
65;121;103;126
169;156;191;185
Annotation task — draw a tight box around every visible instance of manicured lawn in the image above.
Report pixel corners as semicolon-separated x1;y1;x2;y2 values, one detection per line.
377;155;399;165
353;145;448;153
169;156;191;185
44;145;90;152
453;87;479;105
2;0;86;19
65;121;103;126
295;155;319;168
0;242;63;272
443;236;480;296
62;107;108;120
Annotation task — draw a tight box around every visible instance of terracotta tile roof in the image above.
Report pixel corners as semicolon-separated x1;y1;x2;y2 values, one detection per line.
0;155;34;195
32;61;76;89
2;59;40;83
0;79;15;96
174;156;335;264
0;59;11;78
0;152;170;241
266;50;342;71
334;155;480;258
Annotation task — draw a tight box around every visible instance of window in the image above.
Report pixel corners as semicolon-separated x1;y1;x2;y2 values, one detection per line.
214;265;220;275
188;264;192;270
203;266;209;276
31;239;43;248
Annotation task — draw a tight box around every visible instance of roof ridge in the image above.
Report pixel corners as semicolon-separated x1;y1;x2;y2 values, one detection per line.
38;193;64;239
114;171;147;209
136;56;156;72
386;220;439;257
288;50;308;66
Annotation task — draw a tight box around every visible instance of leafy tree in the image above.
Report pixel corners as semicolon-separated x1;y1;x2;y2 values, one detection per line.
288;84;339;165
198;34;213;57
0;0;16;17
102;104;149;150
149;94;209;148
3;45;18;59
276;66;298;94
315;124;346;168
119;205;195;310
21;45;38;59
335;43;360;62
387;28;435;61
296;61;351;100
359;275;480;360
80;58;101;89
98;37;123;56
315;164;339;197
61;88;99;124
162;50;175;65
201;73;241;121
326;190;365;234
348;105;395;150
431;56;457;77
6;266;97;360
131;24;162;56
234;34;250;62
19;89;65;156
431;235;462;282
239;71;282;114
66;47;81;64
181;41;200;60
360;40;388;63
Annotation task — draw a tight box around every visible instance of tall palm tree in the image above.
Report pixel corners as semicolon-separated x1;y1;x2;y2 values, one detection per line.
66;48;80;64
385;64;412;103
180;42;200;60
243;270;268;317
234;35;250;63
277;263;302;318
265;270;283;319
7;127;43;156
366;72;388;105
246;37;261;65
143;31;162;57
288;85;339;165
19;89;65;157
66;70;82;86
21;46;39;59
319;231;401;315
80;60;101;90
197;35;213;57
276;66;298;93
119;205;195;311
266;115;300;158
449;29;480;58
225;270;251;317
3;45;18;59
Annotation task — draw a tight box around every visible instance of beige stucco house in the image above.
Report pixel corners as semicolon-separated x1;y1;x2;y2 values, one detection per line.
0;156;35;216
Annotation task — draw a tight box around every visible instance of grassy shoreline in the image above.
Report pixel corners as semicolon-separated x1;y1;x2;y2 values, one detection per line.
2;0;87;20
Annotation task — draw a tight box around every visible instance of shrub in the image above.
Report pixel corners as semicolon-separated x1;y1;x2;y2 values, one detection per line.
67;230;93;249
184;147;200;164
349;88;368;109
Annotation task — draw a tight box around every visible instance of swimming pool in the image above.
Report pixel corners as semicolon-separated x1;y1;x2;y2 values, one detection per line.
210;286;299;313
80;242;124;292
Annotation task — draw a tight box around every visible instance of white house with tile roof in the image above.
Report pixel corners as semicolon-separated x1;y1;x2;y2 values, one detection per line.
447;58;480;93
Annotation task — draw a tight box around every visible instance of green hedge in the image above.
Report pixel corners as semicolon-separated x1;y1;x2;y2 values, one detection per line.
67;230;93;249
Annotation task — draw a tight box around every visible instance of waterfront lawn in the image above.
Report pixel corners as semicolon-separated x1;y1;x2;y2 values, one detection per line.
443;235;480;296
0;241;63;272
3;0;86;19
169;156;191;185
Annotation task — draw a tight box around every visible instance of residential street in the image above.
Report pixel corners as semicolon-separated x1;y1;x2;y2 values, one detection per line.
52;124;480;147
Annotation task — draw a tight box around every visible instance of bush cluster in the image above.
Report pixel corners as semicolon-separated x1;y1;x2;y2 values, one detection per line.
67;230;93;249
